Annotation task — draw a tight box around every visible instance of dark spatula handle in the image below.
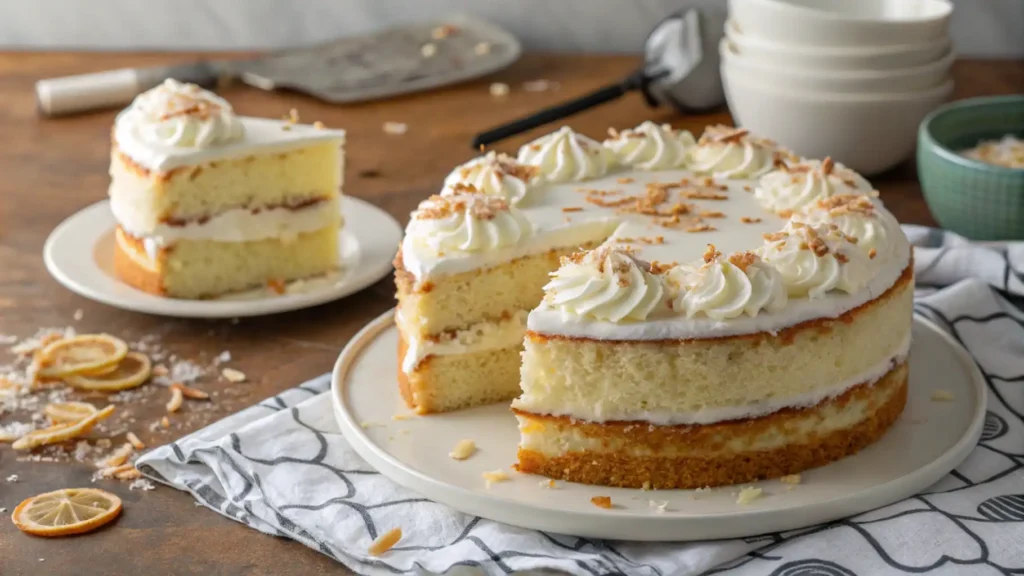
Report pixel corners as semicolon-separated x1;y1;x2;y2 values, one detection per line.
472;81;635;149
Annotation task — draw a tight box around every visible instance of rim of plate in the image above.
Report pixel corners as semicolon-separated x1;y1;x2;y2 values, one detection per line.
43;196;401;318
331;309;986;538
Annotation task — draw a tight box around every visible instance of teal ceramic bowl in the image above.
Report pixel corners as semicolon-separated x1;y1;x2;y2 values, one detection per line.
917;95;1024;240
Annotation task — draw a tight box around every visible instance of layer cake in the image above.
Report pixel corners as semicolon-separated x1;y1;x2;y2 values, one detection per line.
395;122;913;488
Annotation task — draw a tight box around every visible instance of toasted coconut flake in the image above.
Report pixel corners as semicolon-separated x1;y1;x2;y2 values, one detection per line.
780;474;802;485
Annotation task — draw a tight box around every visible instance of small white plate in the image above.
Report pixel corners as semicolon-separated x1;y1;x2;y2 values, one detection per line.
44;197;401;318
332;311;986;541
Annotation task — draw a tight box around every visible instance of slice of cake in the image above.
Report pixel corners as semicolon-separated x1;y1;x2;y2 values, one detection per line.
110;79;346;298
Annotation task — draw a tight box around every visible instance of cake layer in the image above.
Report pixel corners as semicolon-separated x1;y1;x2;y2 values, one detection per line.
395;242;602;336
398;310;528;374
514;263;913;425
514;361;908;489
115;225;338;298
109;140;343;228
398;336;523;413
114;196;341;249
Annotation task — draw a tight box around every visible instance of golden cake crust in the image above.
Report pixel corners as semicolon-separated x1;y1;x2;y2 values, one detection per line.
514;361;907;489
114;226;167;296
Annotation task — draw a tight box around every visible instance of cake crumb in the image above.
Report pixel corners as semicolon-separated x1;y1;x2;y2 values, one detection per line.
383;122;408;135
421;43;438;58
591;496;613;509
448;439;476;460
221;368;247;383
474;42;492;55
736;486;763;505
562;207;584;213
73;309;84;321
431;24;457;39
313;121;325;130
369;527;403;556
129;478;156;491
539;479;557;489
780;474;802;485
931;390;955;401
489;82;510;97
482;469;510;488
641;481;652;491
648;500;669;513
740;216;762;224
690;486;711;500
391;413;414;421
617;177;635;184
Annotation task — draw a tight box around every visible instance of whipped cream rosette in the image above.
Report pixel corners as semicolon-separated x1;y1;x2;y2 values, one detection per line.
754;157;872;214
667;245;787;320
602;121;696;170
442;152;539;205
116;79;244;149
688;124;784;179
405;193;532;254
792;194;906;263
543;247;665;322
518;126;613;182
758;221;874;298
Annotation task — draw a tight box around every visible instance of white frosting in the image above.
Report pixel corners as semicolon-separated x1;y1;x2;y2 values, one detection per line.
667;250;787;320
755;159;872;213
114;103;345;174
404;193;532;255
117;79;244;150
514;332;911;425
760;222;875;298
603;121;695;170
400;310;528;373
442;152;537;205
688;125;779;179
517;126;612;182
403;124;912;341
543;248;665;323
113;198;340;247
792;195;906;262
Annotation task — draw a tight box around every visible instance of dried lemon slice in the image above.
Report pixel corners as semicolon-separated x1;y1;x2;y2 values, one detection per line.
43;401;99;424
12;405;115;450
63;352;151;392
36;335;128;378
12;488;122;537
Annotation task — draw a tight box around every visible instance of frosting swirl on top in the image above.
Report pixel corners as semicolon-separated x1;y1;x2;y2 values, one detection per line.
603;121;696;170
688;125;780;179
754;157;871;214
758;222;873;298
406;192;532;254
517;126;613;182
667;246;787;320
116;79;244;148
544;247;665;322
792;194;904;262
442;152;539;205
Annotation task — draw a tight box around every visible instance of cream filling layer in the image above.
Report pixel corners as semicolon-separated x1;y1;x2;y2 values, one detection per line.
400;310;529;374
112;197;341;256
512;331;911;426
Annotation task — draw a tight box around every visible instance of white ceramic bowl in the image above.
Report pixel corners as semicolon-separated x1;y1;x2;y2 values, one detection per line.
721;39;954;93
722;65;954;175
725;23;952;71
729;0;953;47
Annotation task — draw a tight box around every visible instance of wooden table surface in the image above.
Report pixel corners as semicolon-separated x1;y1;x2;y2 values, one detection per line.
0;52;1021;575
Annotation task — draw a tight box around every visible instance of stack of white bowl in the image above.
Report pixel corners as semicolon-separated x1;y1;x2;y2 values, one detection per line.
722;0;955;175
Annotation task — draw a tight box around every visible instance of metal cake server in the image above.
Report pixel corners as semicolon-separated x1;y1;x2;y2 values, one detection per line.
471;4;727;149
36;15;520;116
